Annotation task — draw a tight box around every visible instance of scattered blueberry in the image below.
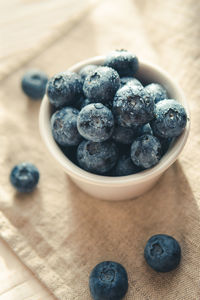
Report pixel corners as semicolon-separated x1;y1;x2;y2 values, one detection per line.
21;69;48;100
83;66;120;104
120;77;142;88
144;234;181;272
10;162;39;193
137;123;153;136
47;71;83;108
113;84;155;127
79;64;98;80
104;49;139;77
77;140;118;174
145;83;167;104
112;154;141;176
131;134;162;169
151;99;187;138
77;103;114;142
89;261;128;300
51;107;82;146
112;125;137;144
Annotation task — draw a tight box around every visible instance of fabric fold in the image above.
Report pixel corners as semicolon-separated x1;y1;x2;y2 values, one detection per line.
0;0;199;299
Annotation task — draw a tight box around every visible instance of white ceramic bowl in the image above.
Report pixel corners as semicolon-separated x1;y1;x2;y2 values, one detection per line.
39;56;190;201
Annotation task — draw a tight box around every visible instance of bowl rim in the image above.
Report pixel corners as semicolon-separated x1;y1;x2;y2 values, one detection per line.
39;56;190;186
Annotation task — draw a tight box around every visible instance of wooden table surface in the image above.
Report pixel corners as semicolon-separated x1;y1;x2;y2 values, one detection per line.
0;239;56;300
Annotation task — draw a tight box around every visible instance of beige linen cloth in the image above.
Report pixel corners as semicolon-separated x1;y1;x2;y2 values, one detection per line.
0;0;200;299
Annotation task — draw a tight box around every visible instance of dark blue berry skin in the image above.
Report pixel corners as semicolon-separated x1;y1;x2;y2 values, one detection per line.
112;125;137;145
120;77;142;88
112;154;141;176
77;103;114;142
77;140;118;174
137;126;173;157
89;261;128;300
10;163;39;193
83;66;120;104
79;64;98;80
137;123;153;137
145;83;167;104
144;234;181;272
21;70;48;100
131;134;162;169
159;137;173;155
51;107;82;146
75;97;92;110
47;71;83;108
113;84;155;127
151;99;187;138
104;100;113;110
104;49;139;77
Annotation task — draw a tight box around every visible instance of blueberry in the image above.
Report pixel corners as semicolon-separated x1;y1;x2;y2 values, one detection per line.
10;162;39;193
145;83;167;104
21;70;48;100
60;145;78;164
114;144;131;157
113;84;155;127
112;125;137;144
137;123;153;136
144;234;181;272
51;107;82;146
104;99;113;110
159;137;173;155
83;66;120;104
151;99;187;138
77;103;114;142
79;64;98;80
77;140;118;174
89;261;128;300
137;125;172;156
104;49;139;77
75;97;92;110
131;134;162;169
120;77;142;88
112;154;141;176
47;71;83;108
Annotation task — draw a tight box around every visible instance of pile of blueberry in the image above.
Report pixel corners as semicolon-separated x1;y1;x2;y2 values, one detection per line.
47;50;188;176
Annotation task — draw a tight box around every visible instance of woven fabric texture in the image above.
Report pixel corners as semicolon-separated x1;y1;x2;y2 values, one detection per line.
0;0;199;299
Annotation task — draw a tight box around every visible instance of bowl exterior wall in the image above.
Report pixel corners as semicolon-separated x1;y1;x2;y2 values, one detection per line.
69;173;161;201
